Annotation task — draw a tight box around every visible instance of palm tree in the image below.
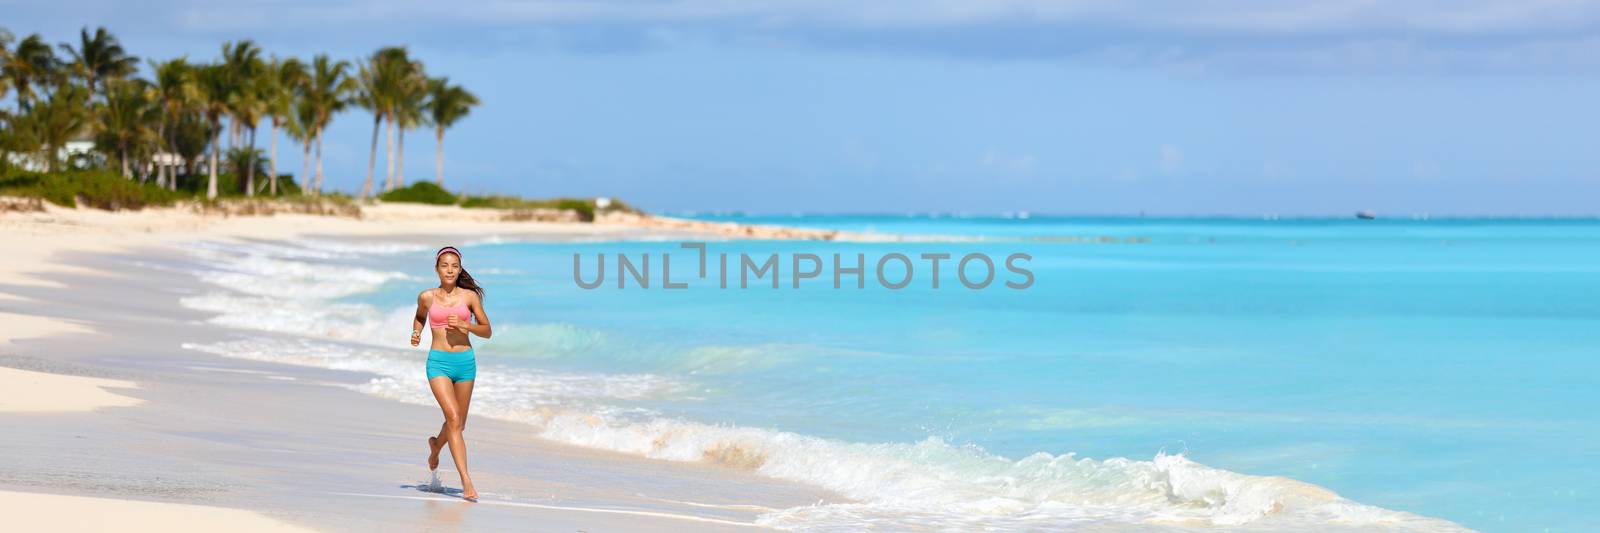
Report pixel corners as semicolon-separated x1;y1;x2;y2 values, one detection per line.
232;86;265;195
26;82;93;172
354;55;385;198
264;56;307;196
393;67;428;189
425;77;479;187
356;46;419;198
193;63;230;199
2;34;61;112
171;107;210;179
221;41;265;196
95;78;156;177
301;55;354;196
58;26;138;101
221;42;262;149
285;99;314;194
151;58;195;190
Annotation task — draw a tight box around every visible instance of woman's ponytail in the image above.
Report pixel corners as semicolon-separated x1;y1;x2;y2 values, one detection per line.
457;268;484;300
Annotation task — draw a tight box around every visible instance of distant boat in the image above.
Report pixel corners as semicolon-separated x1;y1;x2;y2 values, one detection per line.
1356;211;1377;220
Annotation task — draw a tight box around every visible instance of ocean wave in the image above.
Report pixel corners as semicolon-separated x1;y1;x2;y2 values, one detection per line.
181;291;415;346
179;241;418;345
193;254;413;299
519;413;1467;532
174;237;1471;532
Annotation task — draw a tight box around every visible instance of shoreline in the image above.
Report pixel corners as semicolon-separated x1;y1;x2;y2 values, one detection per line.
0;204;848;531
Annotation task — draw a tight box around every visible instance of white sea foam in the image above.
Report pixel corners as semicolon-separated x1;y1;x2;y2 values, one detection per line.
181;337;683;421
179;241;416;345
175;238;1472;532
294;238;432;256
463;234;518;246
194;255;413;298
519;414;1468;532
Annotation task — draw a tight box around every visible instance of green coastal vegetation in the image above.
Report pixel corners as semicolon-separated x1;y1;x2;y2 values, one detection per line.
378;181;630;221
0;26;621;217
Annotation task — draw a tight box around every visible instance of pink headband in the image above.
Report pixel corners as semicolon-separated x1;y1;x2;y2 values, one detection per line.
436;247;461;260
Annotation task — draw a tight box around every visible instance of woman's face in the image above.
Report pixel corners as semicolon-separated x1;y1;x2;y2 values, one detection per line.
436;253;461;285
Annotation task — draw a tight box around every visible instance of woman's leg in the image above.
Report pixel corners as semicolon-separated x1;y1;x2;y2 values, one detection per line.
429;380;474;468
428;376;476;499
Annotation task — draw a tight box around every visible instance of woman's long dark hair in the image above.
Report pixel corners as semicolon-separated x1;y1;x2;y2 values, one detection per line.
437;246;485;300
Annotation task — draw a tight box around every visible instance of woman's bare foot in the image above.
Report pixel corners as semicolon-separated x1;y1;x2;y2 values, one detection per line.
427;436;443;470
461;477;477;501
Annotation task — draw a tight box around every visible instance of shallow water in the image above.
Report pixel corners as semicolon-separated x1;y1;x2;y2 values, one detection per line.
179;217;1600;532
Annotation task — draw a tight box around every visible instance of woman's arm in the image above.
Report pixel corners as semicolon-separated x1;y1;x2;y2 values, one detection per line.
447;293;492;339
411;291;429;346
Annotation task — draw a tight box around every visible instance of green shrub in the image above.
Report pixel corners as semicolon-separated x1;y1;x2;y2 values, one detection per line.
459;195;639;222
172;170;239;196
460;195;584;218
0;169;181;210
168;170;302;198
553;199;595;220
379;181;458;205
459;195;523;209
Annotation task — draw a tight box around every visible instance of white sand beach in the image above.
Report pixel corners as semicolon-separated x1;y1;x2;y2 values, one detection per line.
0;367;142;413
0;202;844;531
0;490;318;533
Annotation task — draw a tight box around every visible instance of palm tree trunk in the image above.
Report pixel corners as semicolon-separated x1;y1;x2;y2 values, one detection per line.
397;126;406;188
384;116;396;192
300;138;311;196
363;115;379;198
167;133;179;190
155;122;167;188
269;122;279;196
316;131;326;197
207;126;220;200
120;143;129;178
246;127;258;197
435;128;444;186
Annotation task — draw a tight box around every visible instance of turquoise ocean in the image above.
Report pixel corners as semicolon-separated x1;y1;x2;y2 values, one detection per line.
178;216;1599;532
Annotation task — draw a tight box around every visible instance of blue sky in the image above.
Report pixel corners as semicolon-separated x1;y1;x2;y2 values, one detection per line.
6;1;1600;215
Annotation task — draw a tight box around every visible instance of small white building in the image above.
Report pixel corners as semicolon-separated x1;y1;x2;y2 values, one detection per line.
64;135;95;159
4;133;98;171
6;134;184;176
144;151;185;175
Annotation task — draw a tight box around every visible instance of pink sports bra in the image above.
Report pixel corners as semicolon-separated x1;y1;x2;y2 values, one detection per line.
428;300;471;328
